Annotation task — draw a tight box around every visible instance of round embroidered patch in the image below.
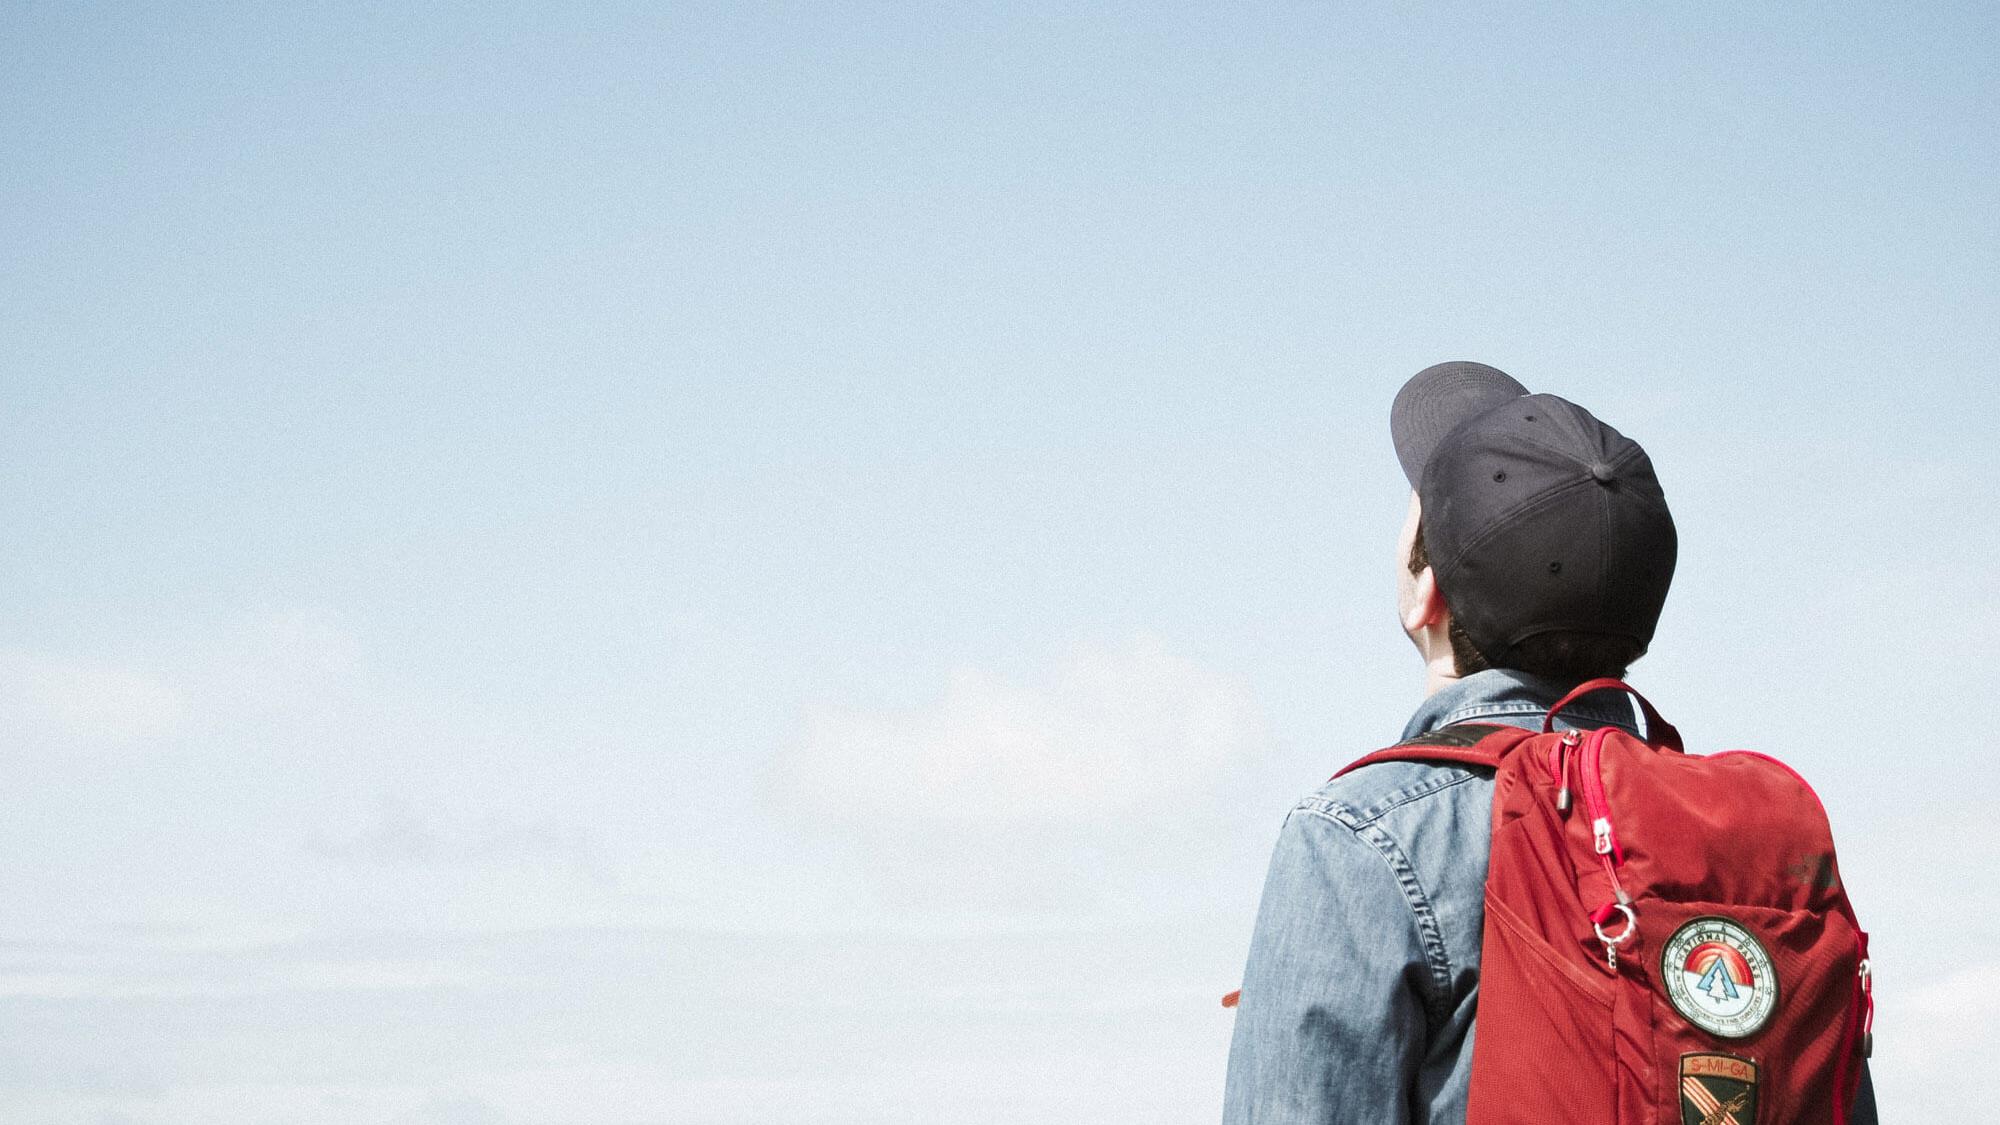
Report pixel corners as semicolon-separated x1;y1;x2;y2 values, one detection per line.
1661;917;1778;1039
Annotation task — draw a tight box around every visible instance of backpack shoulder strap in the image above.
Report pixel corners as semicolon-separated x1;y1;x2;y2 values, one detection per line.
1332;722;1536;779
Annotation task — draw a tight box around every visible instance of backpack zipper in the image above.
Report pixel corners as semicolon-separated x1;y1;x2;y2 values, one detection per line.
1859;958;1874;1058
1577;728;1634;963
1834;954;1874;1124
1550;727;1632;907
1580;727;1625;865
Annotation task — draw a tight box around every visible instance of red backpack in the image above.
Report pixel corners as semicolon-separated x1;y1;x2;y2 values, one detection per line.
1331;678;1872;1124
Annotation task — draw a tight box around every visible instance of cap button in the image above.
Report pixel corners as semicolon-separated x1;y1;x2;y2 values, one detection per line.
1589;461;1616;483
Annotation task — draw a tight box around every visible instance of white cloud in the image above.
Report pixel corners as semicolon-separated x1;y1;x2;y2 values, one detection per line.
0;649;187;745
304;798;601;874
774;636;1266;824
0;606;370;757
760;637;1271;913
184;605;367;729
304;799;444;865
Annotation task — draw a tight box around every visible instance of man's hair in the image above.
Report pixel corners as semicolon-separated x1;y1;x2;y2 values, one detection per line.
1408;525;1643;683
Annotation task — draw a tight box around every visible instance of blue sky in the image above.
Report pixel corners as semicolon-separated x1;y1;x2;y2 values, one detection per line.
3;2;1996;1121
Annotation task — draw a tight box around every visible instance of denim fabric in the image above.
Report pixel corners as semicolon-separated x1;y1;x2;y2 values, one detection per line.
1221;669;1877;1124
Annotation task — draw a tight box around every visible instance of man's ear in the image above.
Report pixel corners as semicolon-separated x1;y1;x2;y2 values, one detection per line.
1404;565;1446;633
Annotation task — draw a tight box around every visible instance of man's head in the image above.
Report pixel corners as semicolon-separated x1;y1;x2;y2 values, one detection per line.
1390;362;1677;685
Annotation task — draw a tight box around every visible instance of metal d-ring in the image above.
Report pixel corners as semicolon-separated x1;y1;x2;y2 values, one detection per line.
1593;903;1638;971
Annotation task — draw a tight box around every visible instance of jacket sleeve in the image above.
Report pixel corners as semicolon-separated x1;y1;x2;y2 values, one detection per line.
1222;805;1432;1124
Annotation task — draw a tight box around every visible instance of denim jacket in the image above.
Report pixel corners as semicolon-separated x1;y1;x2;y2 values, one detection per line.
1221;669;1876;1124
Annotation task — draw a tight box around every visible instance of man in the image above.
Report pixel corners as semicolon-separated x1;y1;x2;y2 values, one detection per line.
1220;362;1875;1123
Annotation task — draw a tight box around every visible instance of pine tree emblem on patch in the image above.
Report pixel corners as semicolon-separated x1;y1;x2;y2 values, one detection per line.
1680;1053;1760;1125
1661;916;1778;1038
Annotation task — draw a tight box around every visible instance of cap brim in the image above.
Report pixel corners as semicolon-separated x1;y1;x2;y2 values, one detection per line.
1391;361;1531;488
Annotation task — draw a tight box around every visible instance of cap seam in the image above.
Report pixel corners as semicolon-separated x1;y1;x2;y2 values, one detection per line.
1433;473;1599;575
1427;437;1659;575
1476;427;1645;475
1596;464;1612;623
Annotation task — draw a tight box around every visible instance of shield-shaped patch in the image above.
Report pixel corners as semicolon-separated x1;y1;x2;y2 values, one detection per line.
1680;1053;1759;1125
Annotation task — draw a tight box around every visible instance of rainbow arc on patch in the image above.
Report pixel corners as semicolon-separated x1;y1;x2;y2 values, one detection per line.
1685;941;1755;999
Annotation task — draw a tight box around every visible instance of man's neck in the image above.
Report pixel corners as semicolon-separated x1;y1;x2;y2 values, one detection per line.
1422;656;1461;698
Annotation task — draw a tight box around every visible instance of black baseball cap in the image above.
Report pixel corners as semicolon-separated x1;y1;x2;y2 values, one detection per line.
1391;363;1676;665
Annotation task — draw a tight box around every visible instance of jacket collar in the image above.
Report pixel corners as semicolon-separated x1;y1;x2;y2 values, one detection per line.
1400;668;1645;741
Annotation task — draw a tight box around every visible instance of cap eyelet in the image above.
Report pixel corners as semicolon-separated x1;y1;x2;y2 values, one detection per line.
1493;471;1507;482
1548;561;1563;575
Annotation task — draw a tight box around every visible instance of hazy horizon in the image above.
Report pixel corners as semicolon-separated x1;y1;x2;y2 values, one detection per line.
3;2;1995;1121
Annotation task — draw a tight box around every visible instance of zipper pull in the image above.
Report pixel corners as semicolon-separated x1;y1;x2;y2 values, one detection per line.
1556;730;1580;812
1859;959;1874;1058
1592;817;1614;854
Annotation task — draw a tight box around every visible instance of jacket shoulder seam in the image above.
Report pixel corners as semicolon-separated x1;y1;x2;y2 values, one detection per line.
1303;765;1485;829
1289;804;1456;1026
